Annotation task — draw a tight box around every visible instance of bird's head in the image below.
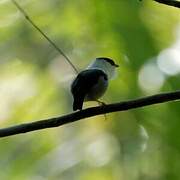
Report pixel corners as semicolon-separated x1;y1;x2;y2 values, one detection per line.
87;57;119;79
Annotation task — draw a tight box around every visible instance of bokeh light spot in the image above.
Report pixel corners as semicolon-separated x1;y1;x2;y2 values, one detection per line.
138;62;165;93
157;48;180;76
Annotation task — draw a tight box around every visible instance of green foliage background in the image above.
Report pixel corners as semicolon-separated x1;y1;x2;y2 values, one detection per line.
0;0;180;179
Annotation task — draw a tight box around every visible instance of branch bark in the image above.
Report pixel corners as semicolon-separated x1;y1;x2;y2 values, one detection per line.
153;0;180;8
0;91;180;138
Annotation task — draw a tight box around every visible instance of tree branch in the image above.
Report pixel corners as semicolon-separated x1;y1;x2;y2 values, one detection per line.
11;0;79;74
153;0;180;8
0;90;180;138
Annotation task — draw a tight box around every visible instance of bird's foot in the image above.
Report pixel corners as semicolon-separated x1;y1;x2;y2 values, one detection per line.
96;100;107;121
96;100;106;106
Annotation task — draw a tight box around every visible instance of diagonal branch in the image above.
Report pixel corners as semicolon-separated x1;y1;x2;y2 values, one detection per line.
0;90;180;138
11;0;79;74
153;0;180;8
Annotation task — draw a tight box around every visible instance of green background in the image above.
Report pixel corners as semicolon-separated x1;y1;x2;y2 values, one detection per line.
0;0;180;179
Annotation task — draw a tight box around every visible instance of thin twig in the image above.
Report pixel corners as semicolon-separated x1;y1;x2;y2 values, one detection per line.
0;90;180;138
11;0;79;74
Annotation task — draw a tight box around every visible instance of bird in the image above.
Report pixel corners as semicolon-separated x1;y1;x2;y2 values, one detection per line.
71;57;119;111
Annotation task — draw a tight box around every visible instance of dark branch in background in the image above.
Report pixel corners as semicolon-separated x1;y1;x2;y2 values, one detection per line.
0;91;180;138
154;0;180;8
140;0;180;8
11;0;79;74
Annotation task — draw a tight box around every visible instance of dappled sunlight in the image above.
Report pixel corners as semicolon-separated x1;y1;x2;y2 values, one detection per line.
0;0;180;179
138;125;149;152
0;12;19;28
157;48;180;76
49;56;76;88
0;1;20;28
139;24;180;94
0;0;10;5
157;26;180;76
0;61;37;121
0;73;36;120
138;61;165;93
32;131;117;176
85;133;119;167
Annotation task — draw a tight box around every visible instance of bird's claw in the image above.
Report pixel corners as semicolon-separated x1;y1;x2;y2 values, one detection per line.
96;100;106;106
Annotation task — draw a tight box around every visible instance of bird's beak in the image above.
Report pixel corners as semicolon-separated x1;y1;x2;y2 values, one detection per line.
115;64;119;68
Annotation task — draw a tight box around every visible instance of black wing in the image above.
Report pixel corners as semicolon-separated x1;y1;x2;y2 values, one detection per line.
71;69;107;110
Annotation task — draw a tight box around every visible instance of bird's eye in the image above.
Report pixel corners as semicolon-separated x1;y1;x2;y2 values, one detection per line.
103;75;108;80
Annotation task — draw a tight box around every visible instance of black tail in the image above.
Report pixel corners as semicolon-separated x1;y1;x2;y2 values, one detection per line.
73;96;84;111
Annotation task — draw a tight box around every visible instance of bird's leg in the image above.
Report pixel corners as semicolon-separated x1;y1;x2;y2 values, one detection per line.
96;100;106;106
96;100;107;120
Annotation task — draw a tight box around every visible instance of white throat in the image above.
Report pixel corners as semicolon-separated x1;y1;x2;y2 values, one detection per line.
87;59;116;79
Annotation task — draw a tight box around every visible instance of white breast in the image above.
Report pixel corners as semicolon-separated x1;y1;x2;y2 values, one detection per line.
85;76;108;101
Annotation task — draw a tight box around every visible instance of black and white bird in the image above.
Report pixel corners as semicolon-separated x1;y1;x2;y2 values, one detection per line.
71;57;119;111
